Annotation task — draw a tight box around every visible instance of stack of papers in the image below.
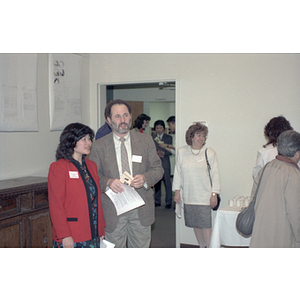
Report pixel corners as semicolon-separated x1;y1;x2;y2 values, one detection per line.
105;183;145;216
100;239;115;248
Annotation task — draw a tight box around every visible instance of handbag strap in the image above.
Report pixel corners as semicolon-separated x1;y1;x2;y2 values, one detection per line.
250;162;270;205
205;148;213;187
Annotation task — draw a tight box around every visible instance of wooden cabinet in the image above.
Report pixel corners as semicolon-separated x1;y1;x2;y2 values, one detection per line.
0;177;52;248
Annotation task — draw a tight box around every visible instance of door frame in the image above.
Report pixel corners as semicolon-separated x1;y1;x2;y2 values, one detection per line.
97;78;179;129
97;77;186;248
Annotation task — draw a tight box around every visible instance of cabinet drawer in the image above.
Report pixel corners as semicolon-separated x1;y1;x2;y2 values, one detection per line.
0;196;21;217
33;190;48;208
18;190;48;211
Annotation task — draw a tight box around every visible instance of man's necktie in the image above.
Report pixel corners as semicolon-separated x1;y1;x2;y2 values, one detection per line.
120;137;131;175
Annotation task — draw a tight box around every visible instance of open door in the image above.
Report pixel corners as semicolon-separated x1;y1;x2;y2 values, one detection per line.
128;101;144;129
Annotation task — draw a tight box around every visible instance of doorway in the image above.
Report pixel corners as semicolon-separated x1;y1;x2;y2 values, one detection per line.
97;81;175;135
97;80;177;247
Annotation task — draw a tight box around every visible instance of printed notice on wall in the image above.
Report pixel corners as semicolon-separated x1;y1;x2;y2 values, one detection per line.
0;54;38;131
49;54;82;131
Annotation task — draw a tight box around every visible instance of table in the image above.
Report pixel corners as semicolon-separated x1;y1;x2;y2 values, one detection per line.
210;205;251;248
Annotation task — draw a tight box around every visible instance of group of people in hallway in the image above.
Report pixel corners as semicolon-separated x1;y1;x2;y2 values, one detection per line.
47;99;300;248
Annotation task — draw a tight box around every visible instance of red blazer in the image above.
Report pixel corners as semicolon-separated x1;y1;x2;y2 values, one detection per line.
48;158;105;244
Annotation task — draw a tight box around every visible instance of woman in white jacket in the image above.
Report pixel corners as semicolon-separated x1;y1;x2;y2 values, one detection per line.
172;123;220;248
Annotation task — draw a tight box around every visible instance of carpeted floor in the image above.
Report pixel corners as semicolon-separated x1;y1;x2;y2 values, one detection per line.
150;203;176;248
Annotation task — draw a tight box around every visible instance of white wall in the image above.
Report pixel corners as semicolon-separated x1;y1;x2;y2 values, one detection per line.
0;53;90;180
90;53;300;197
147;102;175;130
89;53;300;246
113;86;175;102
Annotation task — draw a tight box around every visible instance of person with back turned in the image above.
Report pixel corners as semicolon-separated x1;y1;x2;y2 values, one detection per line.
250;130;300;248
253;116;293;179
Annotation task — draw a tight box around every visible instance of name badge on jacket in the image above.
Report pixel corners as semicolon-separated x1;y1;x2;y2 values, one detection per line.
132;155;142;163
69;171;79;178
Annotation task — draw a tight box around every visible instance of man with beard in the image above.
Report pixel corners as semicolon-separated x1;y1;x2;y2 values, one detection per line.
89;100;164;248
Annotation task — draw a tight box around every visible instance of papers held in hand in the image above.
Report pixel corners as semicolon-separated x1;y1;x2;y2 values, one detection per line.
100;239;115;248
154;136;163;144
105;181;145;216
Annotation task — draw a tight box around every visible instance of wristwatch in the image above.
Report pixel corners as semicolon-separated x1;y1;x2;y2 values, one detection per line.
212;193;217;196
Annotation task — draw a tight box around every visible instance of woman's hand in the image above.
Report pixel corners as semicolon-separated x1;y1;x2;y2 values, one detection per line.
210;193;218;209
62;236;74;248
174;190;181;204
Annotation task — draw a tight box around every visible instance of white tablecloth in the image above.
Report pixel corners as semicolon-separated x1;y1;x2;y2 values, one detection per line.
210;205;251;248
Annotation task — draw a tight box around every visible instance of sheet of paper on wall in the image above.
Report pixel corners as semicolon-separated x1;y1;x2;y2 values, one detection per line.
105;183;145;216
0;54;39;131
49;54;83;131
100;239;115;248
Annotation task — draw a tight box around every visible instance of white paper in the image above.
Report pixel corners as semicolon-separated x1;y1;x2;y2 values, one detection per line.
100;239;115;248
120;171;133;186
175;203;182;218
0;54;38;131
49;54;83;131
105;183;145;216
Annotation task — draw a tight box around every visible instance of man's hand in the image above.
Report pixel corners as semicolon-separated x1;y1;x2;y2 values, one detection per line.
131;174;146;189
107;178;125;193
157;149;165;158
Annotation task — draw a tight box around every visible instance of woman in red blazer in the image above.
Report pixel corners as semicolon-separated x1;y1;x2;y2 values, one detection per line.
48;123;105;248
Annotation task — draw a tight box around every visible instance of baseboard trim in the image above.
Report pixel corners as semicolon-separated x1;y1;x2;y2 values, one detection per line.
180;243;199;248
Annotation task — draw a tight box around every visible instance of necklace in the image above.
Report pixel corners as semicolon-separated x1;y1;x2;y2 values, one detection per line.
191;147;201;155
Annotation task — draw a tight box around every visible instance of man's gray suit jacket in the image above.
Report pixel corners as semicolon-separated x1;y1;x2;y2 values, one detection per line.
89;131;164;233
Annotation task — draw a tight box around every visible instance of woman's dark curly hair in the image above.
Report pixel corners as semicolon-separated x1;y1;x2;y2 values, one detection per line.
55;123;95;161
263;116;293;147
133;117;144;129
185;122;208;146
133;113;150;129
